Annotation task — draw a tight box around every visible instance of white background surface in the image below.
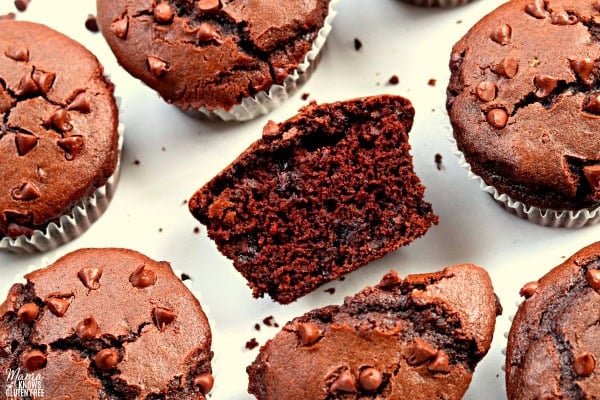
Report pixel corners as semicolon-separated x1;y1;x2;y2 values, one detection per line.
1;0;599;399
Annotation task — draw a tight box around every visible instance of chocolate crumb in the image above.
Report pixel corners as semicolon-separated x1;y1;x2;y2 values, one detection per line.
0;12;16;20
428;79;437;87
182;199;188;205
134;159;140;165
193;227;200;234
14;0;29;12
254;323;260;331
181;273;191;281
301;93;309;101
263;316;276;327
245;338;259;350
388;75;399;85
435;153;443;170
161;146;166;152
85;14;99;33
339;276;346;281
354;38;362;51
456;20;463;24
325;288;335;295
158;227;163;233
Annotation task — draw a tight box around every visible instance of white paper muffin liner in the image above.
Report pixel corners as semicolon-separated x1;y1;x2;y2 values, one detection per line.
448;133;600;228
399;0;473;7
191;0;340;122
0;107;125;254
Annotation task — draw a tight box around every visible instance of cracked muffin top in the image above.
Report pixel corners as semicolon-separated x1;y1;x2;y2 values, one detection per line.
506;241;600;399
447;0;600;211
247;265;501;400
0;21;119;239
0;248;214;399
96;0;330;112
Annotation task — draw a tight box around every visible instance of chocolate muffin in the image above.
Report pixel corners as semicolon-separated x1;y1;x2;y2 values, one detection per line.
248;265;501;399
96;0;335;120
0;21;120;251
506;241;600;399
447;0;600;226
188;95;438;304
0;248;214;399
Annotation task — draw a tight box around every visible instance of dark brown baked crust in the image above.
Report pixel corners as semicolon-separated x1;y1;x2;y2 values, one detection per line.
0;21;119;238
447;0;600;211
506;241;600;399
188;95;438;304
0;248;213;399
96;0;330;111
247;265;500;399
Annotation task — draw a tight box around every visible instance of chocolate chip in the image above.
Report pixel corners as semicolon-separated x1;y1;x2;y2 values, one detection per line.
193;373;214;394
46;296;71;317
330;370;356;394
197;0;220;12
408;338;438;365
67;92;91;113
493;57;519;79
111;16;129;39
57;135;85;161
147;56;170;77
76;267;102;290
519;281;538;298
378;270;402;289
5;46;29;62
17;303;39;323
524;0;548;19
85;14;99;32
583;94;600;115
428;350;451;374
95;349;118;370
76;316;98;339
551;10;577;25
11;181;40;201
32;69;56;94
435;153;443;170
297;322;321;346
14;0;30;12
487;109;508;129
571;58;595;85
476;81;497;102
491;24;511;45
44;109;72;132
534;74;557;98
574;352;595;377
15;133;37;156
153;307;176;331
197;22;220;42
15;73;39;96
23;350;46;371
358;367;382;392
586;268;600;292
129;265;157;288
154;2;174;23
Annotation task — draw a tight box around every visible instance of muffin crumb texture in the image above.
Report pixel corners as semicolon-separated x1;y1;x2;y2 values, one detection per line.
189;95;438;304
